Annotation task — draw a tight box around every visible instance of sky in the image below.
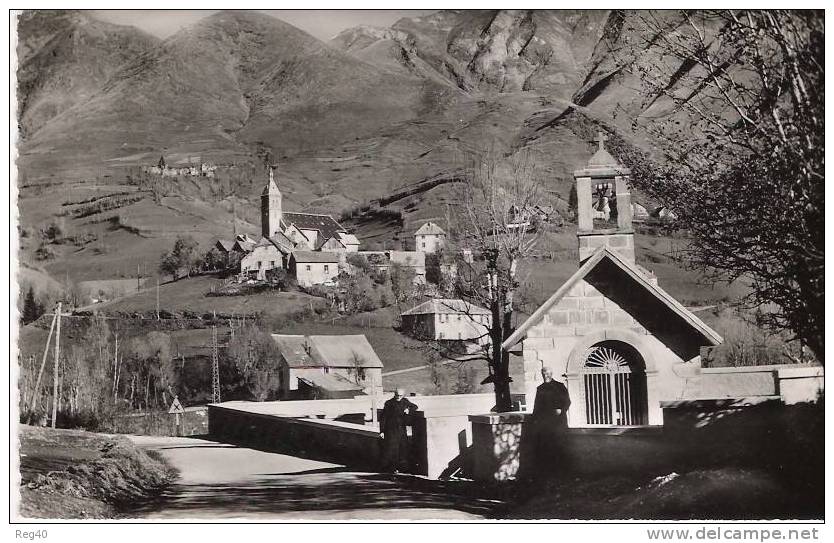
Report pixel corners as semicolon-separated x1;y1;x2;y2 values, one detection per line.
91;10;437;42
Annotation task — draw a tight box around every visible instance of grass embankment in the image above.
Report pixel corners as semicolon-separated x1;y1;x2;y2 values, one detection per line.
17;425;176;519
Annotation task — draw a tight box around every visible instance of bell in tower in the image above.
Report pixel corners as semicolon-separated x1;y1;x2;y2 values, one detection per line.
574;132;634;263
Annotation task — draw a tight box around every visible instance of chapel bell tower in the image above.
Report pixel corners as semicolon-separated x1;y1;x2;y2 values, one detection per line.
574;132;634;263
261;164;283;238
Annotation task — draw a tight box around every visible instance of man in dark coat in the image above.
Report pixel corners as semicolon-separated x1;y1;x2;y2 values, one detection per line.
530;367;571;478
379;389;418;473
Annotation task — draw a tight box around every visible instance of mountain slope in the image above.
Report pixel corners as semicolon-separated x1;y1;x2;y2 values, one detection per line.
16;10;159;138
18;10;446;184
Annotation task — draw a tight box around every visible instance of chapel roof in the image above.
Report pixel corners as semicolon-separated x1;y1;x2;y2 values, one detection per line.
503;246;723;350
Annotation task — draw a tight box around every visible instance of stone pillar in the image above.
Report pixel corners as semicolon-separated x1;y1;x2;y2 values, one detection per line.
468;413;530;481
576;176;592;232
615;175;632;230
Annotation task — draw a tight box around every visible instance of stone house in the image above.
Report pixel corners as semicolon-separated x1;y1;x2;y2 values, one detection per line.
271;334;384;399
240;235;294;280
502;135;723;427
289;251;340;286
414;222;446;253
401;298;491;345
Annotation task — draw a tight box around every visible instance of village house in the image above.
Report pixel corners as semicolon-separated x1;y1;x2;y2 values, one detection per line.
240;235;294;280
271;334;384;399
289;251;340;287
414;222;446;253
502;134;724;427
400;298;491;345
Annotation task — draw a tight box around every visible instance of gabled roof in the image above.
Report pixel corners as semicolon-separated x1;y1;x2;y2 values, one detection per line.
282;212;347;241
316;236;346;251
215;239;235;252
271;334;384;369
308;335;384;368
502;247;723;349
415;222;446;236
401;298;491;317
267;232;295;253
232;240;255;252
290;250;341;264
334;232;360;245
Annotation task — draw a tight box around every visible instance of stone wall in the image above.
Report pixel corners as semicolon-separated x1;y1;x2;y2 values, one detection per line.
108;406;208;436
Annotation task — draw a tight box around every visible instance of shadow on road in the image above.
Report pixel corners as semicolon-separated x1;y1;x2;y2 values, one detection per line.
131;471;502;518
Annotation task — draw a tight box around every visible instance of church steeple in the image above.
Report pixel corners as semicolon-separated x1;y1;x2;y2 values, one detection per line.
574;131;634;263
261;164;283;238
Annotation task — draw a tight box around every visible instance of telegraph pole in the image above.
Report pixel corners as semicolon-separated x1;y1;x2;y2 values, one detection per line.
156;279;160;320
51;302;62;428
211;326;221;403
29;307;57;416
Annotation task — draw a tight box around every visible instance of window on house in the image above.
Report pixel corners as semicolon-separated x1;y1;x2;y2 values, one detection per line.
257;261;262;268
457;315;462;321
439;332;444;339
422;242;426;248
324;265;329;272
270;261;275;267
306;265;311;271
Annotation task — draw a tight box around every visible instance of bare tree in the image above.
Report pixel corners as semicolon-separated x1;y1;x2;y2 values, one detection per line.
609;10;823;360
447;149;550;411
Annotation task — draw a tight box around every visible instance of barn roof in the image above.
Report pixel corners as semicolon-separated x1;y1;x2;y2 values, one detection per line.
282;212;347;241
502;246;723;350
271;334;384;369
290;251;341;263
401;298;491;317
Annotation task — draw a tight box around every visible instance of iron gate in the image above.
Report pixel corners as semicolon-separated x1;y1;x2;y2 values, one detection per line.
582;344;647;426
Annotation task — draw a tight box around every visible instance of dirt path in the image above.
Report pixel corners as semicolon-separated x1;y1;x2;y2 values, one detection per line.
128;435;495;520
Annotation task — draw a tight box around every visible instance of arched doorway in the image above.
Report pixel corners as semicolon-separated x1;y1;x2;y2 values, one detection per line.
581;340;648;426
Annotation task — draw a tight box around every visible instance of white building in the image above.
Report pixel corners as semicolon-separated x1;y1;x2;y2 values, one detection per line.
289;251;341;287
414;222;446;254
400;298;491;344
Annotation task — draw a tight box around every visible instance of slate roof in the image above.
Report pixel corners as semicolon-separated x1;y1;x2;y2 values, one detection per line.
502;246;723;349
414;222;446;236
334;232;360;246
401;298;491;317
271;334;384;369
282;212;347;241
290;250;341;264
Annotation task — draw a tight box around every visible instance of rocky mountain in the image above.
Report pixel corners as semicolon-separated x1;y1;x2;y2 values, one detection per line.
16;9;709;286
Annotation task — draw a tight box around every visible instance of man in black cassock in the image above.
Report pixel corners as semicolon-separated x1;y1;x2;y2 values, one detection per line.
530;366;571;478
379;388;418;473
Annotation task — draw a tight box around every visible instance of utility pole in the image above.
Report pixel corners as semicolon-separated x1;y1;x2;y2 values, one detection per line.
156;279;160;320
137;263;141;292
211;326;221;403
51;302;62;429
29;307;57;417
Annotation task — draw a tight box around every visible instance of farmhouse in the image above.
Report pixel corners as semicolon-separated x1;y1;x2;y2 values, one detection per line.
401;298;491;345
289;251;340;287
358;250;427;284
503;134;724;426
414;222;446;253
271;334;384;399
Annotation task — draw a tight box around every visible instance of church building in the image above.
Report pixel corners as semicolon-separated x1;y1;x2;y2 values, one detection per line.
503;134;723;427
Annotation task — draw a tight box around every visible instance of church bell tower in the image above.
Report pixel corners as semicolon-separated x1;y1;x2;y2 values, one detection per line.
574;132;634;263
261;165;283;238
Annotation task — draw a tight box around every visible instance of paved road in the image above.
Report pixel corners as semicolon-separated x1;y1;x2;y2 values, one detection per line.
129;435;496;520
